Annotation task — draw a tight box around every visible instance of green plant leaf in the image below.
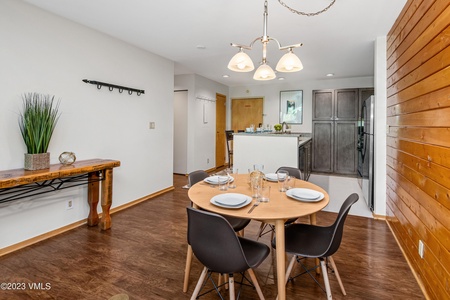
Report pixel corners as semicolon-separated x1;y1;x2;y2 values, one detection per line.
18;93;61;154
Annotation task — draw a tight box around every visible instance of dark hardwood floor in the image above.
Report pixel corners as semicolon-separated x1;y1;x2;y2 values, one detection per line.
0;174;424;300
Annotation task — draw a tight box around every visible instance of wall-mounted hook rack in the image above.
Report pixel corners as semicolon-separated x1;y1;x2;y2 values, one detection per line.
82;79;145;96
196;95;215;102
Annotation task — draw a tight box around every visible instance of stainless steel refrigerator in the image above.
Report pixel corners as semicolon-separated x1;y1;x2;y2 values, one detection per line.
357;95;374;211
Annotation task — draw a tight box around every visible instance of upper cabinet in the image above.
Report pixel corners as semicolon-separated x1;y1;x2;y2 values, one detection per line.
312;89;359;121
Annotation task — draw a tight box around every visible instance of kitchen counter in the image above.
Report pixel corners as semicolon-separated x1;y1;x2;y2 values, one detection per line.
233;132;311;146
233;132;311;173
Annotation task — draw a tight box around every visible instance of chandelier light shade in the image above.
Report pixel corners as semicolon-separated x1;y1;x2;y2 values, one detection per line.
227;0;303;80
276;49;304;72
253;63;276;80
227;49;255;72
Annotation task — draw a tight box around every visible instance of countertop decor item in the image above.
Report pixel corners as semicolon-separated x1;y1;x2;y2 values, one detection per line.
18;92;61;170
59;152;76;165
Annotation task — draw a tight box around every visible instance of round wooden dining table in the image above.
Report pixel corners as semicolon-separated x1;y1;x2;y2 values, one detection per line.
183;173;329;300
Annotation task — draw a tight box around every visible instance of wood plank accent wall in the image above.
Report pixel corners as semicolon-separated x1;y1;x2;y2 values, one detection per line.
386;0;450;299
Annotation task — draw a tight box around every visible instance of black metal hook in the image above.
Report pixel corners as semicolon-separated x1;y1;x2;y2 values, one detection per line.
82;79;145;96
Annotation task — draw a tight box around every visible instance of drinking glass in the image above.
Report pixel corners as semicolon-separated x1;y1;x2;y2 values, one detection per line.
253;164;264;172
277;170;289;192
227;168;237;189
218;176;228;191
251;182;260;198
259;185;271;202
285;176;293;190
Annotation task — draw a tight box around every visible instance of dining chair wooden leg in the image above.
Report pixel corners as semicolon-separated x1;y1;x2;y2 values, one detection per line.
320;260;332;300
224;274;229;289
228;274;235;300
191;267;208;300
285;255;297;284
184;245;193;292
247;268;265;300
329;256;346;295
218;273;223;291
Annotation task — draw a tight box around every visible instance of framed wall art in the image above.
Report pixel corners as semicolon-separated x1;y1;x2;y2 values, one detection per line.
279;90;303;124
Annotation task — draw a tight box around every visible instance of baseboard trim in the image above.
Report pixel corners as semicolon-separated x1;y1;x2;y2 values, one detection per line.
372;213;386;220
0;186;175;257
385;220;430;300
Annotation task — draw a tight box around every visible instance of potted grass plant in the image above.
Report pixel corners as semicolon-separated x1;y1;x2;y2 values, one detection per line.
18;92;61;170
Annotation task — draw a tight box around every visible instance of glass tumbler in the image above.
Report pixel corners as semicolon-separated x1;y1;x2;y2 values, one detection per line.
277;170;289;192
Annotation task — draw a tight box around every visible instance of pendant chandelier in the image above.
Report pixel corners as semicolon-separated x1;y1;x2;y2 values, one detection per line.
227;0;303;81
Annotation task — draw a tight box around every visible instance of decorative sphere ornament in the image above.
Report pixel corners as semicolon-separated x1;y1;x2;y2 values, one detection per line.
59;151;76;165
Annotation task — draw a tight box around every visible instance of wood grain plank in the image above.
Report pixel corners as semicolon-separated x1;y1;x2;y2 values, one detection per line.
386;138;450;169
387;107;450;127
386;199;441;299
387;126;450;148
388;43;450;96
387;0;417;47
387;25;450;89
386;148;450;211
387;66;450;106
388;1;450;78
387;85;450;116
387;174;450;256
387;0;428;62
387;0;439;68
386;179;450;300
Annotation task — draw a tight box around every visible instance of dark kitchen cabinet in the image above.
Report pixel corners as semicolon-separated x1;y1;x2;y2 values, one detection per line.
312;121;333;173
298;139;312;181
334;121;358;174
312;88;369;175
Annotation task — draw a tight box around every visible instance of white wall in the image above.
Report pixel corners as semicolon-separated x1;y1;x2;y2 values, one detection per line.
174;74;228;173
173;91;188;174
229;76;374;133
374;36;388;216
0;0;174;249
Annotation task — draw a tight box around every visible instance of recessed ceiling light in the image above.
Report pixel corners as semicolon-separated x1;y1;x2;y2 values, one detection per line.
278;77;285;80
326;73;335;77
222;75;229;78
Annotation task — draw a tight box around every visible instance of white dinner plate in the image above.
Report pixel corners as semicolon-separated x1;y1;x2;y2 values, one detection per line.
210;193;252;208
204;176;234;185
286;188;324;202
264;173;278;182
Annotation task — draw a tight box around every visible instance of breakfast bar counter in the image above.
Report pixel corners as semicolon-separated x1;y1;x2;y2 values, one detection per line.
233;132;311;173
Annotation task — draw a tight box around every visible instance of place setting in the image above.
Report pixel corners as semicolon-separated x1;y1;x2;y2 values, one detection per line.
210;193;252;209
286;188;324;202
203;174;234;189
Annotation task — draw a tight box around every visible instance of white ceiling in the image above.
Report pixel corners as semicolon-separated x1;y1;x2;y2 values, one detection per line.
23;0;406;87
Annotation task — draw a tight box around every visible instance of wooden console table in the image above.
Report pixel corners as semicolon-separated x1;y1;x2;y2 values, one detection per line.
0;159;121;230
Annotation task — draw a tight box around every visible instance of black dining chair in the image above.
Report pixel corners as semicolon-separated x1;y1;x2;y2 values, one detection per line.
187;207;269;300
272;193;359;299
188;170;251;233
276;166;302;181
184;170;253;293
225;130;234;168
256;166;303;240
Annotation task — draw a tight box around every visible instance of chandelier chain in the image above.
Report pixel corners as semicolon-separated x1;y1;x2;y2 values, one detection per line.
277;0;336;17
